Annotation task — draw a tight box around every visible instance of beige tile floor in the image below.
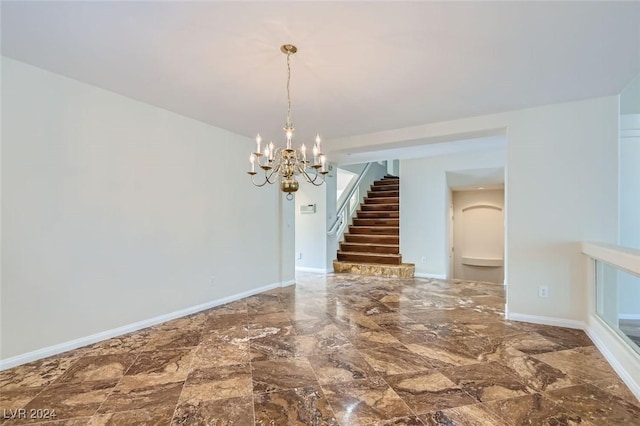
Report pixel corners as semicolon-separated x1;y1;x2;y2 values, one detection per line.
1;273;639;425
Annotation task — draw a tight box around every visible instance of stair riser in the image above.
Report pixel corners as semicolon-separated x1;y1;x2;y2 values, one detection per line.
364;198;399;205
340;243;399;254
361;204;399;211
344;234;399;244
337;253;402;265
349;226;399;235
356;211;400;218
353;219;400;227
368;190;399;198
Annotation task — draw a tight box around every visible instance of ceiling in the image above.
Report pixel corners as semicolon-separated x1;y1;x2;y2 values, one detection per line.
2;1;639;143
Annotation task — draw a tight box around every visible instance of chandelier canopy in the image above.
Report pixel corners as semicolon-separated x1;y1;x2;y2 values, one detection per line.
248;44;327;200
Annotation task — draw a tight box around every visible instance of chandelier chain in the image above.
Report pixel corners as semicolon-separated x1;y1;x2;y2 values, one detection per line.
286;51;292;128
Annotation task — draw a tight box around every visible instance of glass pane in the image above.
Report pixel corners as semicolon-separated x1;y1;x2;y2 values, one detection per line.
595;260;640;354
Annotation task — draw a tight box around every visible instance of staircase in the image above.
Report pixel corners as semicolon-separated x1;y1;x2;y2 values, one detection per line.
333;176;415;278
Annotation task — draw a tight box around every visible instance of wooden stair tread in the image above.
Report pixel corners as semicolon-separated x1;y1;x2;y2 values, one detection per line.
361;204;399;211
356;210;399;217
365;198;399;204
341;242;399;247
340;242;400;253
349;227;399;235
368;190;399;197
343;234;399;243
338;251;400;257
350;226;399;229
353;219;400;226
371;187;399;192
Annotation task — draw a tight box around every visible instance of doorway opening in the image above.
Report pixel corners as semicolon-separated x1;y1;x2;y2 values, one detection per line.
446;168;505;284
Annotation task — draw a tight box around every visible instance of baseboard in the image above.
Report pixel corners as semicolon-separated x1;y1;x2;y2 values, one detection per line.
0;281;282;371
414;272;447;280
618;313;640;320
281;279;296;287
506;312;586;330
584;316;640;401
295;266;329;273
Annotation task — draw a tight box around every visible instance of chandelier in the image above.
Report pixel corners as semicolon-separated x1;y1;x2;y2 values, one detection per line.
248;44;328;200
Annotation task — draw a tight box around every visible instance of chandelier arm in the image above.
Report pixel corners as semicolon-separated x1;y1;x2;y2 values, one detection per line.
265;166;278;184
250;174;272;187
299;165;324;186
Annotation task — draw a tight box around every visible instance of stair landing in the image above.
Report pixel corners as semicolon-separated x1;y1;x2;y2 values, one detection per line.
333;260;415;278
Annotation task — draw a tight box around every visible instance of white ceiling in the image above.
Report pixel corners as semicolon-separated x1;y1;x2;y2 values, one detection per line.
2;1;639;143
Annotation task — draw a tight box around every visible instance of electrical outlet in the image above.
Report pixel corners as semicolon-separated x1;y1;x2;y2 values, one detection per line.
210;276;216;287
421;256;427;264
538;285;549;298
298;252;303;260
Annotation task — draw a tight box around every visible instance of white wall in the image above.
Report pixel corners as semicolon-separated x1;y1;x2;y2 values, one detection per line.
328;96;619;323
506;98;618;321
324;169;338;270
401;150;506;278
1;58;286;360
294;165;337;273
294;182;329;272
279;192;296;286
621;73;640;115
619;115;640;250
618;111;640;315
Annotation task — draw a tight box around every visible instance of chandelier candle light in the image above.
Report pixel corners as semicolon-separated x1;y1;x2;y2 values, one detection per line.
248;44;328;200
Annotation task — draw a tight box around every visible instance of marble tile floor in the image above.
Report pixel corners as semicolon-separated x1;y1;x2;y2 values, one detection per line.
1;273;639;425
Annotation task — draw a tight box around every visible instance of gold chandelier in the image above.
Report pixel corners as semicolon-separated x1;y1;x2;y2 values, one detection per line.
248;44;327;200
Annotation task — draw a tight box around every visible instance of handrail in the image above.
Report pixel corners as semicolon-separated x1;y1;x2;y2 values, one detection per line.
582;242;640;276
328;162;373;235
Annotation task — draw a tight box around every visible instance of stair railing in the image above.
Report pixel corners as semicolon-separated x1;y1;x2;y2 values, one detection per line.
328;162;373;237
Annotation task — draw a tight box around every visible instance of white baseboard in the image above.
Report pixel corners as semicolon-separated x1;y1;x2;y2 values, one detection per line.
414;272;447;280
295;266;329;273
281;279;296;287
506;312;586;330
0;281;282;371
618;313;640;320
584;316;640;401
